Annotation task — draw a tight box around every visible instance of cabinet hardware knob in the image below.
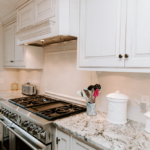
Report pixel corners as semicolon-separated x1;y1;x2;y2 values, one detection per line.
118;54;123;58
124;54;129;58
56;137;60;144
10;61;14;62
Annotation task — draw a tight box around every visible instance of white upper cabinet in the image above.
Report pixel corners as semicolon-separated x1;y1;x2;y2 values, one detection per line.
16;0;79;45
78;0;150;72
35;0;55;24
78;0;126;68
125;0;150;68
14;25;25;67
3;21;44;69
17;1;34;30
4;24;15;67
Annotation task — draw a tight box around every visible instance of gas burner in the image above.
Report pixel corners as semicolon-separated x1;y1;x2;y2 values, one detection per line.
9;96;56;108
9;95;86;121
36;104;86;120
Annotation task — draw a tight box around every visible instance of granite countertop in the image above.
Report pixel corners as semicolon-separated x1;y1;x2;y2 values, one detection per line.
1;90;150;150
53;112;150;150
0;90;26;100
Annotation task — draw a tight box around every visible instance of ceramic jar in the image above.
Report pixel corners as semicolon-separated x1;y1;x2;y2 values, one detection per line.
145;112;150;133
106;90;129;124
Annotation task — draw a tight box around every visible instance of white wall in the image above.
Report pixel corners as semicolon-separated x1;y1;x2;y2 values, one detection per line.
0;24;19;91
18;47;149;124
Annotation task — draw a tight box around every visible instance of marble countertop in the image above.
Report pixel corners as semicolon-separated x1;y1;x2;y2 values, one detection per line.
53;112;150;150
0;90;26;100
0;90;150;150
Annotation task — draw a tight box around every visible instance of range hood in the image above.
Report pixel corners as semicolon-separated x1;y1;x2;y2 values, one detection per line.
16;0;79;46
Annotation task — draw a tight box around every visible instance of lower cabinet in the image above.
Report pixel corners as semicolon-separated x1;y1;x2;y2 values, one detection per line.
56;129;70;150
72;138;96;150
56;129;97;150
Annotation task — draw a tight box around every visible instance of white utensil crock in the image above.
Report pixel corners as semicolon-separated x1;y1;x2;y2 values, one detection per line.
145;112;150;133
106;90;129;124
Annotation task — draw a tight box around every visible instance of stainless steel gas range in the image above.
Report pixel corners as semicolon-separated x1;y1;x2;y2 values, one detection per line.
0;95;86;150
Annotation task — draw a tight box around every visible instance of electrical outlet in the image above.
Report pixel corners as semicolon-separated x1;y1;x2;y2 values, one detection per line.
141;95;149;105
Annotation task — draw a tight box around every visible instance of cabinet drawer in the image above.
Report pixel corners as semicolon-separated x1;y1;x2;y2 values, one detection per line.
72;138;96;150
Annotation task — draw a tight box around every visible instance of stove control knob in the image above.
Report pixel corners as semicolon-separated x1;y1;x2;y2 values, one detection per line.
40;132;46;139
27;125;34;132
5;111;10;116
3;110;7;115
10;113;17;119
33;129;38;135
1;108;6;114
22;121;30;127
4;110;9;116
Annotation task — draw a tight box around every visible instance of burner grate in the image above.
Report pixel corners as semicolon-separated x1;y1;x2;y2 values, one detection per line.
9;96;57;108
8;95;86;121
36;104;86;121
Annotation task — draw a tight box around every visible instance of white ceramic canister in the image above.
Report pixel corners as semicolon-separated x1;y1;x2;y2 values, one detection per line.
144;112;150;133
106;90;129;124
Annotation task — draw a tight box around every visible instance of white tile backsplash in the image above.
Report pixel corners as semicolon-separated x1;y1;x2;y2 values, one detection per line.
17;49;150;123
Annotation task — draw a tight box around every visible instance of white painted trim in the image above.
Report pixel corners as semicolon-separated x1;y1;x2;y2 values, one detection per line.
1;10;17;27
77;66;150;73
45;91;86;106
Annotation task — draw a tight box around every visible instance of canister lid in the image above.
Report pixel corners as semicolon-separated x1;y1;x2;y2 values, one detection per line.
106;90;129;100
145;112;150;118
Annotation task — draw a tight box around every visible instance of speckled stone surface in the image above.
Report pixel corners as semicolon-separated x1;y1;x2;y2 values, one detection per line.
0;90;26;100
53;112;150;150
1;91;150;150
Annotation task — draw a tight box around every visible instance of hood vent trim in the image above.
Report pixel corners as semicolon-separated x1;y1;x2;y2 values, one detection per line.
24;35;77;47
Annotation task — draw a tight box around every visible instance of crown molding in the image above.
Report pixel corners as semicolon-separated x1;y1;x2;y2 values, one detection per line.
11;0;30;9
1;10;17;27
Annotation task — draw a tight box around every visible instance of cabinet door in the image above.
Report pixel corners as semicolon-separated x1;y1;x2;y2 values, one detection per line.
125;0;150;67
4;25;15;67
17;2;34;31
56;130;70;150
78;0;126;68
34;0;55;24
14;26;25;67
72;138;96;150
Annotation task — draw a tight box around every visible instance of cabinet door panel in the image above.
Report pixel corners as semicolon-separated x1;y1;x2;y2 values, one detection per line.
35;0;55;24
4;26;14;67
72;138;96;150
125;0;150;67
17;2;34;30
78;0;126;68
14;26;25;67
57;130;70;150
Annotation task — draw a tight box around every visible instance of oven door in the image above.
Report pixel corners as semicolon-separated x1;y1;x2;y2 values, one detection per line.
0;118;51;150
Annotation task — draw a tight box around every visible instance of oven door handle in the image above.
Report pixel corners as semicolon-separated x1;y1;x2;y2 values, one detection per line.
0;119;46;150
7;126;43;150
